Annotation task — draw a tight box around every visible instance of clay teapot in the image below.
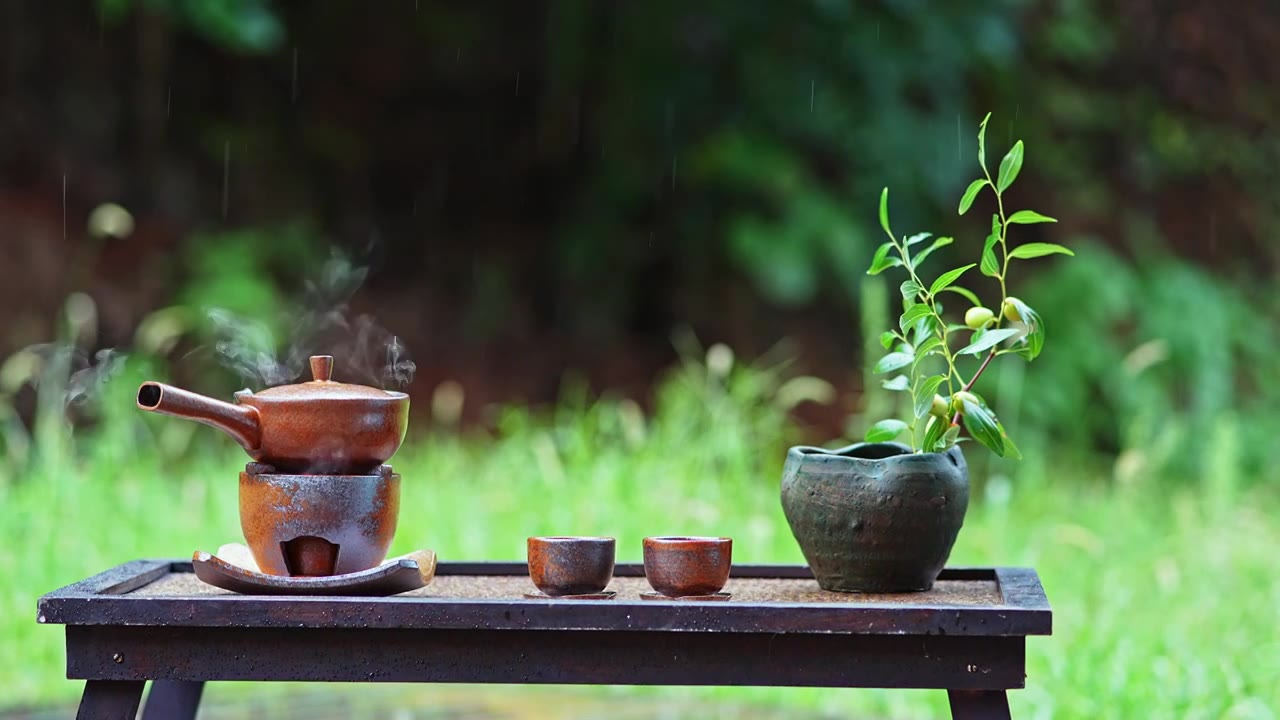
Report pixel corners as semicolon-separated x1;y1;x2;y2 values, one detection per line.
137;355;409;474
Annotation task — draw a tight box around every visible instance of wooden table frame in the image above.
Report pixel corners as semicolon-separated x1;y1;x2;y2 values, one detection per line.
38;561;1051;719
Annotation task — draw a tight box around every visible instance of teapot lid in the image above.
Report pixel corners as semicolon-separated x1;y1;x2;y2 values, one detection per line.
246;356;405;400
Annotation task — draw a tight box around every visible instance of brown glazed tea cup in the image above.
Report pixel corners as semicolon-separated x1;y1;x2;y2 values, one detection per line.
527;537;616;596
642;536;733;597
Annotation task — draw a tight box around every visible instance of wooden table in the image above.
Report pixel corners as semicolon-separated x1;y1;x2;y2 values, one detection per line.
38;561;1051;719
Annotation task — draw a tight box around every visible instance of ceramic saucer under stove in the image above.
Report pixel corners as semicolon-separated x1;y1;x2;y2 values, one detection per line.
192;545;435;597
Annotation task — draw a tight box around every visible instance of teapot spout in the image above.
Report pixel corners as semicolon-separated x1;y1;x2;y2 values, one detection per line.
137;382;262;455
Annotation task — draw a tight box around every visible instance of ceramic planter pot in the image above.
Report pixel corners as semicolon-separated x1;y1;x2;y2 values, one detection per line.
780;442;968;592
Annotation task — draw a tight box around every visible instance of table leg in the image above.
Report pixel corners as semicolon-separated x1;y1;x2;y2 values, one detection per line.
142;680;205;720
947;689;1012;720
76;680;145;720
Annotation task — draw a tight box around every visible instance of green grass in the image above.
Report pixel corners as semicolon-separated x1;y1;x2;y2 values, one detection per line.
2;359;1278;718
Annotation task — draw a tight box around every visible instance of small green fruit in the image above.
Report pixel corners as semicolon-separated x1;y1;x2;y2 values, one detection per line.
930;394;950;418
964;306;994;330
1002;297;1023;322
953;390;980;413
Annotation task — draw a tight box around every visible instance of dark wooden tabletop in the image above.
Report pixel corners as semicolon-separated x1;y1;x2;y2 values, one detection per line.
38;560;1051;637
44;561;1052;719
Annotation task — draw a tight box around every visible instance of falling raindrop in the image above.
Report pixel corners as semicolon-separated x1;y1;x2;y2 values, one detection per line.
515;71;521;97
671;155;677;188
810;80;814;112
62;174;67;241
291;48;299;103
957;114;962;163
166;85;171;117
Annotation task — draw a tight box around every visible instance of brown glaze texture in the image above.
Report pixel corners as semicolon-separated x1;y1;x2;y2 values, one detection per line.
527;537;615;596
192;549;435;596
137;355;409;475
642;536;733;597
239;464;400;577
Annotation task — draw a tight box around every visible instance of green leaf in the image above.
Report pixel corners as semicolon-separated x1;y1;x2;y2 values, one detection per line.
958;179;988;215
910;313;941;345
911;336;943;366
913;374;947;418
961;398;1005;456
978;112;991;169
996;140;1024;193
939;285;981;305
900;280;923;302
879;331;897;350
878;187;891;237
914;335;942;354
1009;243;1075;259
865;419;908;443
998;422;1022;460
1006;298;1044;360
929;264;976;295
873;352;914;374
882;375;910;391
914;236;953;267
957;328;1021;356
899;303;934;332
942;423;961;448
905;232;932;247
867;242;901;275
921;415;950;453
1007;210;1057;224
980;215;1001;277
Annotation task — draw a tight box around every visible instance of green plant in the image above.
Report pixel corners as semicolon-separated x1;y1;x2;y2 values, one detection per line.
865;113;1074;457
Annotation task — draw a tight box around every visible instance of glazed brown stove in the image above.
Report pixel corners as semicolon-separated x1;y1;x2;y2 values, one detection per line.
38;561;1052;719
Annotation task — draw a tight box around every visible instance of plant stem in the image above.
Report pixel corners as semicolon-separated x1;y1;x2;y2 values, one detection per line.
884;234;965;448
951;163;1011;427
950;348;997;425
964;349;997;392
983;171;1011;332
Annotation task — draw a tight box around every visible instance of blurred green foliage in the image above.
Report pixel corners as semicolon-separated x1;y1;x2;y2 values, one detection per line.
177;222;318;338
558;0;1023;307
68;0;1280;344
1009;243;1280;484
7;1;1272;482
100;0;283;53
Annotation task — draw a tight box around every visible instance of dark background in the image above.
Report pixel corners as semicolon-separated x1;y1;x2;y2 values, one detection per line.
3;0;1278;450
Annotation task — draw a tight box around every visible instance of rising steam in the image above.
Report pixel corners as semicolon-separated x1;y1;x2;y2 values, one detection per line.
206;251;416;390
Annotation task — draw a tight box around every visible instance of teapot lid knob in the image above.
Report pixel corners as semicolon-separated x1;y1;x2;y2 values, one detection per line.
310;355;334;382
